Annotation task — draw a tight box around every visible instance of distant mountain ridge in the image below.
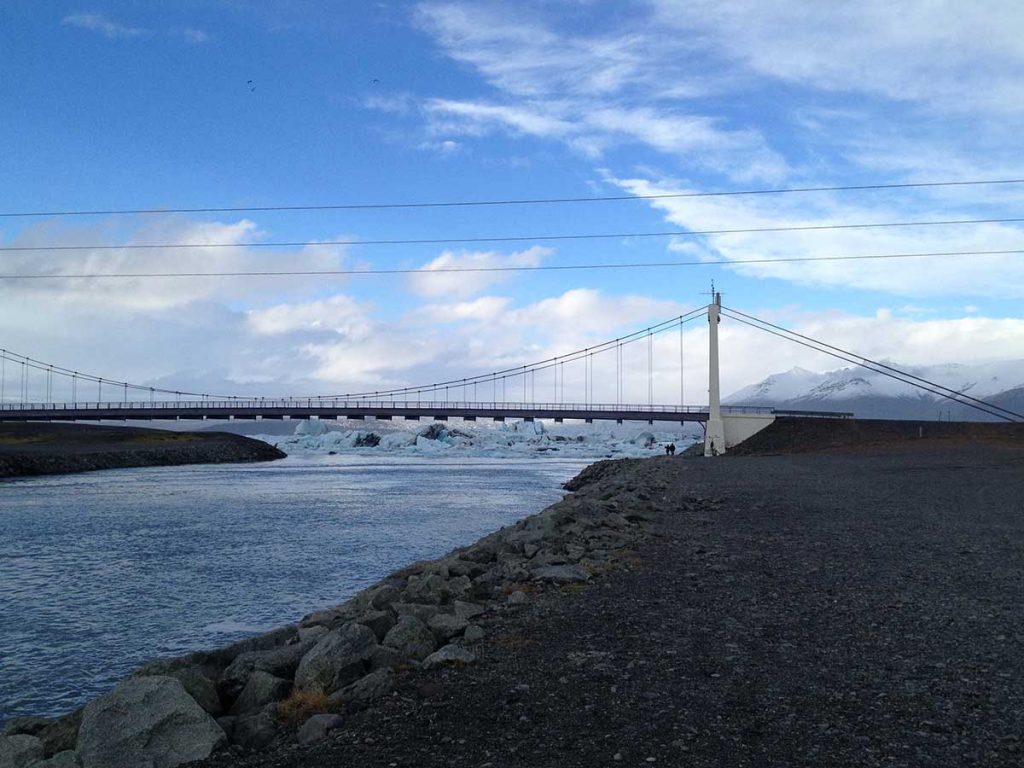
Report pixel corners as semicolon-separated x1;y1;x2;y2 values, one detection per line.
724;360;1024;421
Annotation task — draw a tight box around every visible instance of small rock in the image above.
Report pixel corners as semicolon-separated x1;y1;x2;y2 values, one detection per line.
296;714;344;746
423;644;477;669
0;734;44;768
506;591;530;605
463;624;485;643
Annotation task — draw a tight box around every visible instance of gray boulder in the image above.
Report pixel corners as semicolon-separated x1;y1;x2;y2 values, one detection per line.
327;669;394;709
403;573;445;604
392;602;440;623
0;734;44;768
167;668;221;716
36;752;80;768
422;645;477;669
368;645;406;671
294;623;377;693
427;613;469;642
76;676;226;768
382;616;436;661
355;610;394;642
295;714;343;746
452;600;485;620
214;717;236;742
220;629;324;699
2;717;51;738
232;704;277;751
229;671;291;715
38;711;82;757
531;564;590;584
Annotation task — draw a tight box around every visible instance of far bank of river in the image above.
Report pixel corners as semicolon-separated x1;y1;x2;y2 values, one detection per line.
0;453;590;726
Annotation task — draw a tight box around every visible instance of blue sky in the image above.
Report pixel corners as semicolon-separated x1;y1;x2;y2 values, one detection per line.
2;1;1024;401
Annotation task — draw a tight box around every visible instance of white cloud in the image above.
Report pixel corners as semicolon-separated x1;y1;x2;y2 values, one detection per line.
607;174;1024;299
417;296;511;323
0;217;352;311
62;14;148;39
407;246;552;298
181;28;211;44
247;295;373;336
650;0;1024;115
404;2;787;181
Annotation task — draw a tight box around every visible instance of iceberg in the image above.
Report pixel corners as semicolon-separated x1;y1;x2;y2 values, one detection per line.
254;418;701;459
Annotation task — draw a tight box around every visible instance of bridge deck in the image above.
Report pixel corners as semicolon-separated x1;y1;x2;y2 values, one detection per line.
0;400;851;424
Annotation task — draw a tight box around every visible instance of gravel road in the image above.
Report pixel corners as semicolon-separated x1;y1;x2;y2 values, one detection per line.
201;443;1024;767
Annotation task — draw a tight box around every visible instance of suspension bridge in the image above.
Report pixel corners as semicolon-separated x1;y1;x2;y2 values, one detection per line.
2;295;1020;455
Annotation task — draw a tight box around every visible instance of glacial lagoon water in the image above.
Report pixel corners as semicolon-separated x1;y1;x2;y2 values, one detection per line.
0;454;590;724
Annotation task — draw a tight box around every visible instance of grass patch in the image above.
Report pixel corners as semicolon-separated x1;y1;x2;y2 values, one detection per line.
560;583;588;594
275;688;333;724
492;633;534;651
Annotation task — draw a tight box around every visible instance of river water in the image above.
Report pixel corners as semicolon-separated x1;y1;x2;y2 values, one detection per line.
0;455;590;725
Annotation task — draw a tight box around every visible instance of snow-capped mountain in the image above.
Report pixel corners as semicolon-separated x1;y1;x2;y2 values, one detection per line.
725;360;1024;421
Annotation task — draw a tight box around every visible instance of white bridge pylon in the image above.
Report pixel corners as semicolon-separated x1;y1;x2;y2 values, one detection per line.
703;292;779;456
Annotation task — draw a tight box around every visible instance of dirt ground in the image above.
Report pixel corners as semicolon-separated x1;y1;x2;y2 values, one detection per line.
199;429;1024;767
0;422;284;478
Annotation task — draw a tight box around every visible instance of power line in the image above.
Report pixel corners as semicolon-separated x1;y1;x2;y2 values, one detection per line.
2;178;1023;218
2;248;1022;280
722;306;1024;422
720;310;1022;422
5;216;1024;253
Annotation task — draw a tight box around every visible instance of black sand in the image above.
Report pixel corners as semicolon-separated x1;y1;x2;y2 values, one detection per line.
0;422;285;478
200;425;1024;767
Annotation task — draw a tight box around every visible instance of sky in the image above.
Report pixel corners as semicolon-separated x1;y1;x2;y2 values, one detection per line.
3;0;1024;404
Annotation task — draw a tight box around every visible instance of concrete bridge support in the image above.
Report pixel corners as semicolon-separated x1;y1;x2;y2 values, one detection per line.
705;293;727;456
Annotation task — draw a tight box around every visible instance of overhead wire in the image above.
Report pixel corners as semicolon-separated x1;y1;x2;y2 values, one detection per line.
2;177;1023;218
2;248;1023;280
719;310;1022;422
722;306;1024;421
3;215;1024;253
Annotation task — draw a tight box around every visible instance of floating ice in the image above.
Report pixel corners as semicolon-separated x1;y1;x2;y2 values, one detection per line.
257;418;701;459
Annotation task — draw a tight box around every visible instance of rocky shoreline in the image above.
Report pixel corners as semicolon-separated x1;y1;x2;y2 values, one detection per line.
0;456;678;768
0;423;286;479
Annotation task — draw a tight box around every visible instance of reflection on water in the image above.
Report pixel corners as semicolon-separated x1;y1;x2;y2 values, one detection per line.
0;454;588;723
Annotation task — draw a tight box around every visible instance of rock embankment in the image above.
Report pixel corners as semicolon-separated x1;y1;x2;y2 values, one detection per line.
0;458;681;768
0;423;285;479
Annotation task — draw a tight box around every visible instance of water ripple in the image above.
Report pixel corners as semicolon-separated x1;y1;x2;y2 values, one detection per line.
0;455;587;724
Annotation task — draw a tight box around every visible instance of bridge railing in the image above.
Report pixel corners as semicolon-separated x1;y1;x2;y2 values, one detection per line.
0;399;776;416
